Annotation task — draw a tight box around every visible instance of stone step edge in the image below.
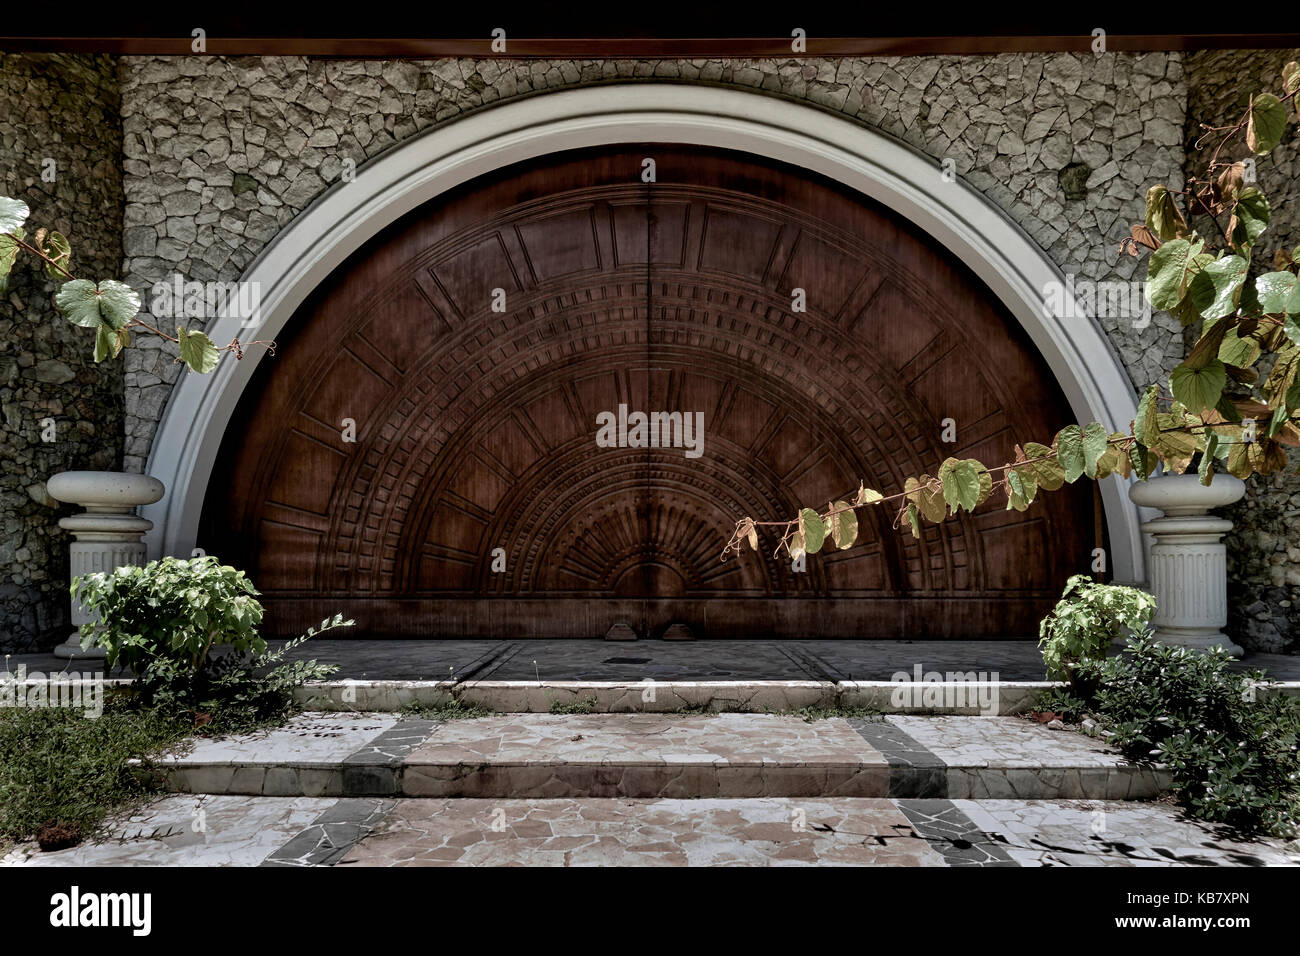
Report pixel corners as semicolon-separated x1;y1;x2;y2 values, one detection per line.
133;758;1173;802
292;678;1300;715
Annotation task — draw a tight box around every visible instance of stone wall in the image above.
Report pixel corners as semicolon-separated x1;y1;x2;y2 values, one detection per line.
0;54;124;653
1186;49;1300;653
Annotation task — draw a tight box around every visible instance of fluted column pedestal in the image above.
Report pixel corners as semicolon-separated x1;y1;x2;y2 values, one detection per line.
1129;473;1246;656
45;471;166;660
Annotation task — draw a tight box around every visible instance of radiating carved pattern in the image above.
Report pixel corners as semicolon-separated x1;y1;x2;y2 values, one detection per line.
306;187;1013;595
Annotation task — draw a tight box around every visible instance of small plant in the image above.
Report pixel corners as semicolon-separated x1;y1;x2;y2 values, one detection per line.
1038;574;1156;689
74;556;348;732
74;556;265;676
1032;686;1090;723
549;695;600;715
787;702;881;722
400;696;494;720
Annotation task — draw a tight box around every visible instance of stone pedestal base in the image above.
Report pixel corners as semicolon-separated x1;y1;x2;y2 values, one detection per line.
52;636;107;660
1129;474;1246;658
46;471;165;661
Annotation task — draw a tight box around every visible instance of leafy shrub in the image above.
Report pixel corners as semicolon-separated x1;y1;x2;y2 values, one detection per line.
74;557;349;728
74;556;265;675
1082;636;1300;838
1038;574;1156;687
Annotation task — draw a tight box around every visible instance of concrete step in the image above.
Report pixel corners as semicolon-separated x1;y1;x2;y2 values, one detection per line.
135;712;1171;802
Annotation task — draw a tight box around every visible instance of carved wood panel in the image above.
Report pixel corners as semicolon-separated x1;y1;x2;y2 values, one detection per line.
201;146;1097;638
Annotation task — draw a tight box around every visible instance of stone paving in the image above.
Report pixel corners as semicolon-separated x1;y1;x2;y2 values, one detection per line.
955;800;1300;867
5;794;1296;867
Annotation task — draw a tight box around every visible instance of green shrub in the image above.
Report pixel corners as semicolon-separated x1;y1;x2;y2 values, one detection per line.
74;557;348;730
74;555;265;674
1081;636;1300;838
1038;574;1156;688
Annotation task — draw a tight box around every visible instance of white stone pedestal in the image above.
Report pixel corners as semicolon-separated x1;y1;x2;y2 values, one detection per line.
45;471;166;660
1129;473;1246;656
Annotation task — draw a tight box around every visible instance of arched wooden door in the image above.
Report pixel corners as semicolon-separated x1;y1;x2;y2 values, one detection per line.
200;145;1097;639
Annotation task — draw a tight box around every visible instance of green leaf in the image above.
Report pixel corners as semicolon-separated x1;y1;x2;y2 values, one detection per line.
1174;254;1217;325
1146;238;1204;311
1129;442;1156;480
826;501;858;550
1284;62;1300;96
799;508;826;555
939;458;987;513
907;476;947;524
54;279;104;327
1254;271;1297;315
1187;317;1230;369
1283;268;1300;317
1082;422;1108;479
93;323;114;363
0;227;22;292
1153;414;1199;474
1198;432;1218;486
1199;255;1248;320
0;196;29;234
1218;326;1262;368
1267;404;1289;438
1006;467;1038;512
905;503;920;539
95;280;141;329
1055;424;1086;483
1170;360;1227;415
54;278;141;329
1246;93;1288;154
38;230;71;280
1134;384;1160;446
176;326;220;374
1231;188;1270;251
1144;184;1186;241
853;484;883;507
1023;441;1065;491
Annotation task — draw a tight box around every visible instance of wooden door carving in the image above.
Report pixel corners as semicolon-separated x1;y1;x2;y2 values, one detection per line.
201;146;1096;638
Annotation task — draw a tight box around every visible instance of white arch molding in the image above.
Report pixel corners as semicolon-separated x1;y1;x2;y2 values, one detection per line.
142;83;1148;583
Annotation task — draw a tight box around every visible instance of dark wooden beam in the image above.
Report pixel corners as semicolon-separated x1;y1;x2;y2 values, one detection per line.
2;35;1299;58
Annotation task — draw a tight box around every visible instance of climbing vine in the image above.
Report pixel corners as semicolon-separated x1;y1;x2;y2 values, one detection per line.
726;61;1300;564
0;200;273;373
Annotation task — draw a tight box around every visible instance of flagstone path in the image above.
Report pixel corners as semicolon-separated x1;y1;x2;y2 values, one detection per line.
5;712;1296;868
6;794;1296;867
